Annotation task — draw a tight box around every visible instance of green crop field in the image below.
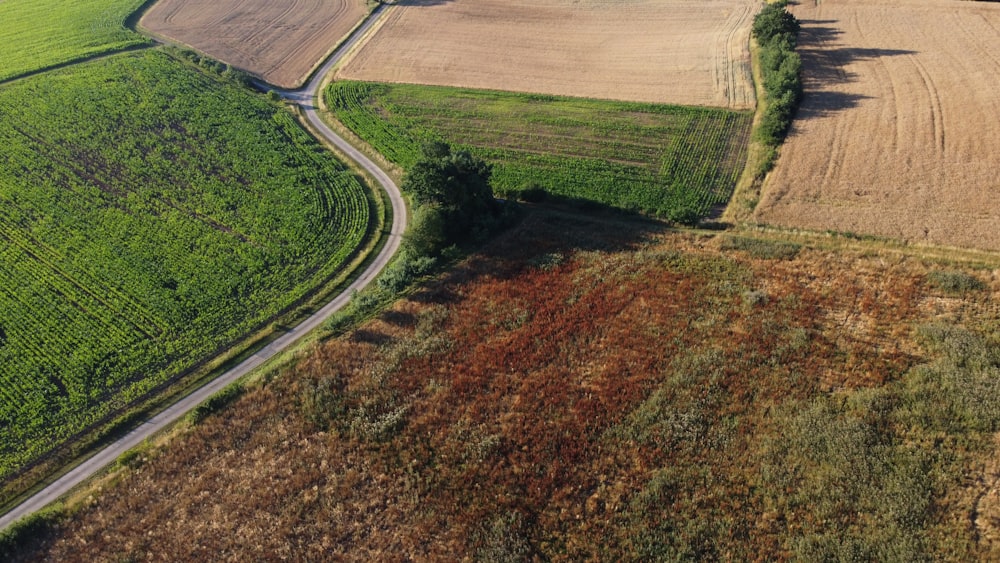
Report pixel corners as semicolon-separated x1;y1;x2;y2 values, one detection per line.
0;50;372;480
326;81;753;219
0;0;150;83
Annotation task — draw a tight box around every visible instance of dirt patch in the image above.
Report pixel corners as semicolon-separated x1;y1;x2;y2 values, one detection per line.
754;0;1000;251
141;0;370;88
337;0;757;108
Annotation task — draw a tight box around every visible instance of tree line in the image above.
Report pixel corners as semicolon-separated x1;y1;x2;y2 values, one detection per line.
752;0;802;146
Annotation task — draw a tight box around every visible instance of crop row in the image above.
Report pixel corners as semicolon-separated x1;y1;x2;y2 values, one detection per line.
0;207;163;337
327;80;752;217
0;0;149;83
0;51;371;480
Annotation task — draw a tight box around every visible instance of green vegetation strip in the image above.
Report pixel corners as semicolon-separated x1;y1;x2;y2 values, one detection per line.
752;1;802;146
327;81;752;221
0;0;150;83
0;50;371;481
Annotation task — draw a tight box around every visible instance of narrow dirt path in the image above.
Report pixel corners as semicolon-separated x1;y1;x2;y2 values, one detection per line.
0;4;403;533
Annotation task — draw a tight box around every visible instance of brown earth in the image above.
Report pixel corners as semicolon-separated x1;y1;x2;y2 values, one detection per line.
12;210;1000;560
754;0;1000;251
336;0;757;108
140;0;371;88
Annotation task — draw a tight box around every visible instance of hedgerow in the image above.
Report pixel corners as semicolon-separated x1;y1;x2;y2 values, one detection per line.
752;1;803;146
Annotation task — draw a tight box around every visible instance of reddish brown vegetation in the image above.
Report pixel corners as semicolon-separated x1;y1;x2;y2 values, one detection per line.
16;211;998;560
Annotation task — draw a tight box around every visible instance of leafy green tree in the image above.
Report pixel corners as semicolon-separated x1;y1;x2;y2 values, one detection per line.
403;142;500;250
404;203;449;257
752;2;800;46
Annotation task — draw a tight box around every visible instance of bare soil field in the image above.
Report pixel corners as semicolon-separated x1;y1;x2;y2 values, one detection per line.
754;0;1000;251
141;0;370;88
336;0;757;108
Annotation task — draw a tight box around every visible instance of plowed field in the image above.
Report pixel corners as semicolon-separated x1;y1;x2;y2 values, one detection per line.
140;0;370;88
754;0;1000;251
337;0;757;108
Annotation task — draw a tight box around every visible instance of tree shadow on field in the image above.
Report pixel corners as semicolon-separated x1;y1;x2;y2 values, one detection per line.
382;310;417;328
405;206;669;308
793;92;872;122
352;329;393;346
795;19;916;120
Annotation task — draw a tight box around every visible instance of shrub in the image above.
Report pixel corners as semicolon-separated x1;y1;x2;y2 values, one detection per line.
378;252;438;293
0;506;61;560
667;202;702;227
926;270;986;294
188;383;244;425
299;373;347;430
719;235;801;260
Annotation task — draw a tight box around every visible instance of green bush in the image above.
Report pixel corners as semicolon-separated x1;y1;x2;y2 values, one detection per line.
188;383;244;425
719;235;801;260
0;506;61;560
378;252;438;293
926;270;986;294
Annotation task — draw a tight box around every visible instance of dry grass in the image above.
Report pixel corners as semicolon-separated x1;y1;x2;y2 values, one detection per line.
754;0;1000;251
140;0;370;88
13;210;1000;560
337;0;757;108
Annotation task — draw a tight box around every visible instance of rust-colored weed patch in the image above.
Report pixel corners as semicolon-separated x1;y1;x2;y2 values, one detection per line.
15;212;1000;560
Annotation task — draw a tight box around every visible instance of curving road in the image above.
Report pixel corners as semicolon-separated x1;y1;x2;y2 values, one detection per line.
0;4;404;532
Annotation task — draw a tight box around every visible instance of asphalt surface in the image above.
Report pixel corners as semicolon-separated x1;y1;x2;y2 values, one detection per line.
0;4;404;532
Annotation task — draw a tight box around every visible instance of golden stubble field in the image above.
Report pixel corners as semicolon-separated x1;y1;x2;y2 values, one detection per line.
337;0;758;108
754;0;1000;251
141;0;370;88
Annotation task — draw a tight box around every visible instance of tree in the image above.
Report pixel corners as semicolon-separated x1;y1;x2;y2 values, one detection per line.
402;142;500;251
752;2;800;47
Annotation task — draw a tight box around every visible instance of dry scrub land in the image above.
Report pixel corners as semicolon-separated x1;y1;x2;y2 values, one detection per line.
141;0;370;88
337;0;757;108
754;0;1000;251
14;211;1000;560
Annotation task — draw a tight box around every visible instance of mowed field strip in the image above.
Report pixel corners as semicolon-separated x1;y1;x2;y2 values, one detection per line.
754;0;1000;251
140;0;370;88
337;0;758;108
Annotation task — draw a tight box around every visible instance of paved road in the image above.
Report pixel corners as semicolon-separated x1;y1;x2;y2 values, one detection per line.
0;4;403;532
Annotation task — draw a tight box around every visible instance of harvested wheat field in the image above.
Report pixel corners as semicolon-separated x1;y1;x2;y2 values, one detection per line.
141;0;370;88
337;0;757;108
754;0;1000;251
